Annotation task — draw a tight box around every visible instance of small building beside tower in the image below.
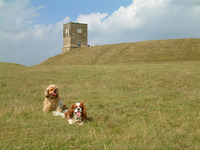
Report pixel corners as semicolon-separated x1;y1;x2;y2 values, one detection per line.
62;22;88;53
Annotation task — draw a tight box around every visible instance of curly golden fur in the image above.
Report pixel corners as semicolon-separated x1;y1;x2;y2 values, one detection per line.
43;85;65;112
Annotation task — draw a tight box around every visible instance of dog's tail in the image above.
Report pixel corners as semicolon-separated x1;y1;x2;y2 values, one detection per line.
52;111;65;118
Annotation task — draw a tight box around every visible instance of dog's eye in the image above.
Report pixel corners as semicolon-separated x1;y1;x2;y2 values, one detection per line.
50;89;53;91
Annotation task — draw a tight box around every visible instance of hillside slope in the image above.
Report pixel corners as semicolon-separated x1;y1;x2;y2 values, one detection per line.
38;38;200;66
0;62;25;68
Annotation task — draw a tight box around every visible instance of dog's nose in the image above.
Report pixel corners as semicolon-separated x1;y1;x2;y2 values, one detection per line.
77;108;80;111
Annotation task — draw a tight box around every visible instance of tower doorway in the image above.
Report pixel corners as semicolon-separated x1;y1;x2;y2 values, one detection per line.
78;41;81;47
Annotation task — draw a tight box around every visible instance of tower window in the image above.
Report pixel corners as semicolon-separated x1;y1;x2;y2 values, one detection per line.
65;27;70;36
77;29;82;33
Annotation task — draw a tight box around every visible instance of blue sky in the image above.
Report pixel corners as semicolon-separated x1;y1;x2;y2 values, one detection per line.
31;0;132;24
0;0;200;66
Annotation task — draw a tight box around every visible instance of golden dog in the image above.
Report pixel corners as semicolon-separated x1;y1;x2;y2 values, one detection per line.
43;85;65;112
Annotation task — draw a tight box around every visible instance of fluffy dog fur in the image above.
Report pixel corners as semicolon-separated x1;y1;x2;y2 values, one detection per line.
52;102;87;125
43;85;65;112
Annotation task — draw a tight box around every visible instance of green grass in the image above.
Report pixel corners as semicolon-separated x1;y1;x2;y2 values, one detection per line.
1;61;200;149
38;38;200;66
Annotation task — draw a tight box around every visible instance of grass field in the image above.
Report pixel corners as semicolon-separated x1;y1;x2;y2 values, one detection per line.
1;60;200;149
1;39;200;149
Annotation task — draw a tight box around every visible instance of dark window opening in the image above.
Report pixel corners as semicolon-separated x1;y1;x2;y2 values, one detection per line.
78;41;81;47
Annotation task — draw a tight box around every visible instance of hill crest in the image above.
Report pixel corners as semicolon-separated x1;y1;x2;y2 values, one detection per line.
38;38;200;66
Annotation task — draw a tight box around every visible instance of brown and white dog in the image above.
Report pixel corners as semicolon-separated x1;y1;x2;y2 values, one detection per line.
52;102;87;125
43;85;65;112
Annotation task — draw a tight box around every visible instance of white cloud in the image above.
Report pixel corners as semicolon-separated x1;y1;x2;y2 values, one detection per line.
77;0;200;45
0;0;4;7
77;12;108;31
31;24;53;39
0;0;69;66
0;0;39;42
36;5;45;10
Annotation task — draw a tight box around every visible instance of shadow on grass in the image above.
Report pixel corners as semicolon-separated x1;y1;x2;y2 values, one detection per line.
86;117;94;122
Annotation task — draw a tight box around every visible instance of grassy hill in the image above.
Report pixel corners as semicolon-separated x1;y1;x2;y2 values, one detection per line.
1;39;200;149
0;62;25;68
39;38;200;66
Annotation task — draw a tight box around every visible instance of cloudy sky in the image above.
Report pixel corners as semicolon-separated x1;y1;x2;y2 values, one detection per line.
0;0;200;66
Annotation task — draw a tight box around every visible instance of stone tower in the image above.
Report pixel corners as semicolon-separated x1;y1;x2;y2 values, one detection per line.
62;22;88;53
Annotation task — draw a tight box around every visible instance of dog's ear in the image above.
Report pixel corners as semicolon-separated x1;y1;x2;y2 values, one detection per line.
44;88;49;98
56;88;59;95
81;102;87;120
68;104;75;119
